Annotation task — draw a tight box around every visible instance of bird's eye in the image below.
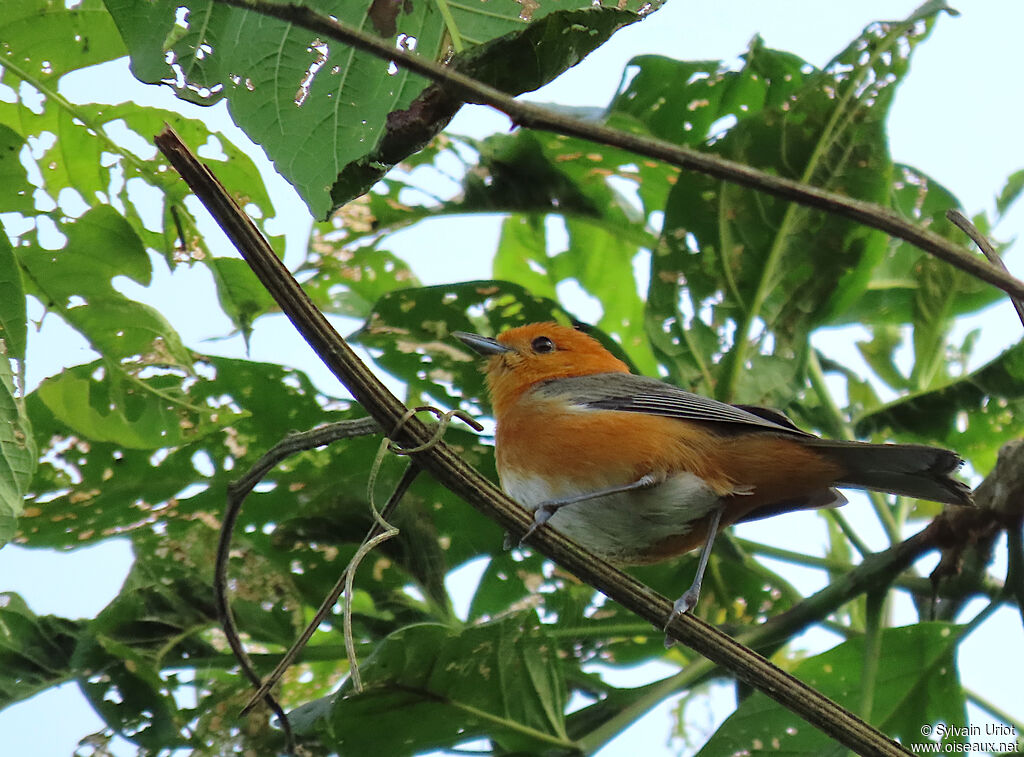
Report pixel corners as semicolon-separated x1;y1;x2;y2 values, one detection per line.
531;336;555;354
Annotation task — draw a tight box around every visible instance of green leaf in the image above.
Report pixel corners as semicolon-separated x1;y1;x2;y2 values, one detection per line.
0;73;285;300
559;217;656;373
34;361;236;450
22;356;332;547
299;244;419;319
208;257;277;345
0;0;126;81
0;358;34;544
106;0;645;218
856;325;911;392
73;631;192;750
467;551;548;622
332;5;645;207
996;168;1024;219
0;231;34;542
854;340;1024;474
311;613;571;755
0;125;34;215
18;206;192;365
609;42;810;147
494;215;555;300
0;593;82;710
832;166;1002;331
650;8;944;402
696;623;966;755
0;227;27;363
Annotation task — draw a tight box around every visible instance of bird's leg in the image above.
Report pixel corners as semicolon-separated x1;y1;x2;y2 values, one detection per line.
518;472;663;546
664;504;724;644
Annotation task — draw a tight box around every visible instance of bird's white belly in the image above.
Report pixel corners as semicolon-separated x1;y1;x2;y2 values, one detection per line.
499;469;720;564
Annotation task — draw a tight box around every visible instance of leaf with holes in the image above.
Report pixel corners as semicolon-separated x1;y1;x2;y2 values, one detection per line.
0;593;82;710
695;623;966;756
303;613;570;755
652;8;950;402
104;0;648;218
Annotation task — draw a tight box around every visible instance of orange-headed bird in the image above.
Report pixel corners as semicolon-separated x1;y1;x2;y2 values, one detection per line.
455;322;971;622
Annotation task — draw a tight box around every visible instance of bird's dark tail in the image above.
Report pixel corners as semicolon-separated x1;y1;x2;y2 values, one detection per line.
802;440;974;506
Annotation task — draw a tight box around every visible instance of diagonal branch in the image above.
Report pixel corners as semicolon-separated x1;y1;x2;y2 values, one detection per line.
210;0;1024;303
154;125;915;757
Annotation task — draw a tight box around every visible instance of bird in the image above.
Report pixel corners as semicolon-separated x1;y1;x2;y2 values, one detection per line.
453;321;973;627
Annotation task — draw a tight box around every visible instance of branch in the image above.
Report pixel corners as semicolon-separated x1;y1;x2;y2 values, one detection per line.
946;209;1024;328
154;125;913;757
209;0;1024;303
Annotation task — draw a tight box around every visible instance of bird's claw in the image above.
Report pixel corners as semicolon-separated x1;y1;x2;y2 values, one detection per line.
518;504;555;547
662;590;699;648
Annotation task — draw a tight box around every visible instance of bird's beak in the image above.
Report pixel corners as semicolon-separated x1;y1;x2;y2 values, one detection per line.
453;331;513;356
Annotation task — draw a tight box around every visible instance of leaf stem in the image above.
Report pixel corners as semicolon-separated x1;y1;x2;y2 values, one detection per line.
433;0;465;52
826;510;874;560
858;590;885;723
440;697;577;748
733;537;1004;602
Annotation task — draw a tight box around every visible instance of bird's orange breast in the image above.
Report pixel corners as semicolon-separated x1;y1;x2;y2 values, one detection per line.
493;392;845;563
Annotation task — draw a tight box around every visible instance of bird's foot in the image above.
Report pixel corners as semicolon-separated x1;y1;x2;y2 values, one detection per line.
518;503;555;547
663;589;700;647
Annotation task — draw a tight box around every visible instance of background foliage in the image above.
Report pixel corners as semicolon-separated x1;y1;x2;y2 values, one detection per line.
0;0;1022;755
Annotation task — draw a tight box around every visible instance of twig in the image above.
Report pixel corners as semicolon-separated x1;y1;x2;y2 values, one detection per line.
207;0;1024;303
240;463;420;714
239;406;479;713
155;125;915;757
732;537;1005;602
215;419;381;751
946;209;1024;328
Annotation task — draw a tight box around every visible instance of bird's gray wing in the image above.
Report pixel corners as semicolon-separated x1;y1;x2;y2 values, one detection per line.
534;373;812;436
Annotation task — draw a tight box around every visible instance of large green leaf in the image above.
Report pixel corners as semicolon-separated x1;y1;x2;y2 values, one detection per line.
0;0;126;81
649;8;947;402
71;553;222;751
832;166;1003;333
609;44;809;148
33;361;237;451
695;623;966;755
299;613;570;755
21;352;501;660
105;0;646;218
0;359;34;544
0;26;286;336
17;206;192;367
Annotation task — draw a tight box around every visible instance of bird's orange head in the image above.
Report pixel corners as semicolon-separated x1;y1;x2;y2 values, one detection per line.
454;322;630;416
